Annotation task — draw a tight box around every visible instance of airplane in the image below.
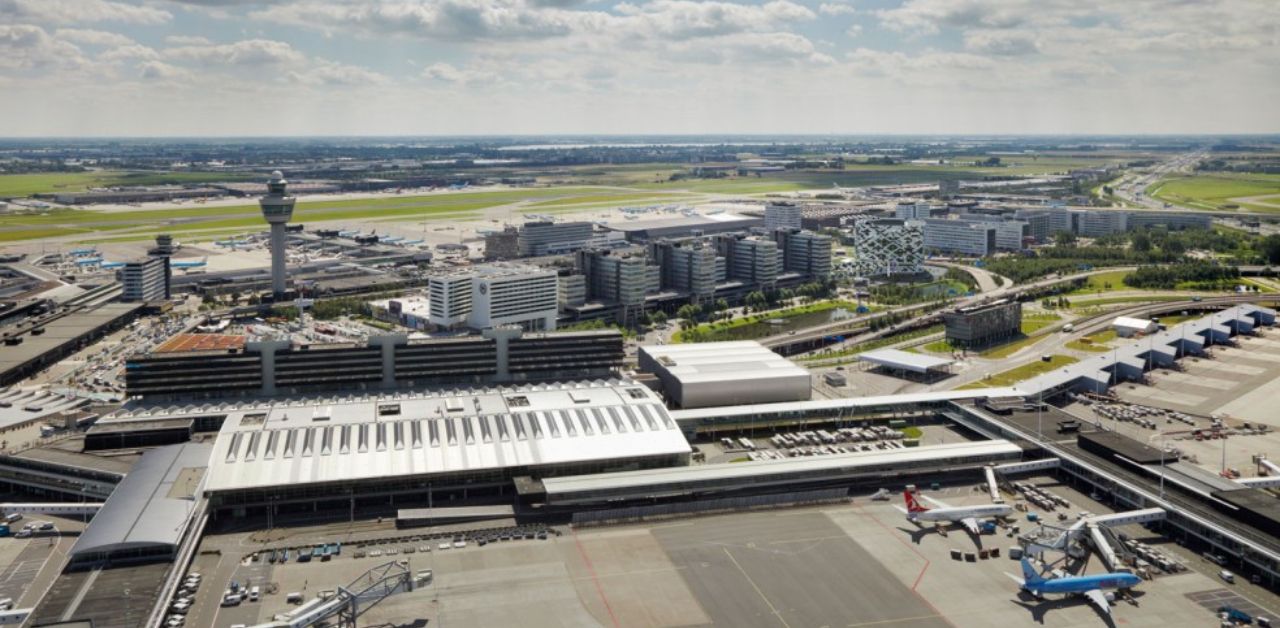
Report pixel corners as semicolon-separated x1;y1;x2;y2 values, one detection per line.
1007;557;1140;619
894;486;1013;535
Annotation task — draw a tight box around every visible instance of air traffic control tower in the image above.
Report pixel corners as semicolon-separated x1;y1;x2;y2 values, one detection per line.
259;170;296;300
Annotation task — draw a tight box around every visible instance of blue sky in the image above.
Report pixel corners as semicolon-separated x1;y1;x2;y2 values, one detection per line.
0;0;1276;136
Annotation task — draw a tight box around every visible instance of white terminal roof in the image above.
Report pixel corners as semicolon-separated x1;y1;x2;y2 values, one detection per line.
857;348;954;374
0;388;88;430
640;341;809;384
71;442;211;558
543;440;1022;496
196;380;689;494
1113;316;1157;330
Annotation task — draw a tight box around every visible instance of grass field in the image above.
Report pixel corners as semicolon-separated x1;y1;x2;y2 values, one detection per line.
1021;312;1062;334
0;170;251;198
1148;173;1280;213
523;191;691;207
957;355;1080;389
1065;329;1117;352
1068;270;1132;295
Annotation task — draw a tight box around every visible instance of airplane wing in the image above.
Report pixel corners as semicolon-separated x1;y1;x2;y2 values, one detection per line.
960;517;981;535
919;494;952;509
1083;589;1111;617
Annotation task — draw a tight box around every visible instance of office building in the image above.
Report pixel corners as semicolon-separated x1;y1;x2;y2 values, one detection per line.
764;202;803;231
956;214;1030;251
716;234;781;288
608;213;762;243
895;203;931;220
942;300;1022;348
517;221;593;256
650;241;722;301
922;218;997;256
1128;212;1212;231
1013;209;1053;243
426;273;473;327
774;229;833;279
258;171;296;300
1079;211;1128;238
427;264;558;332
484;226;520;260
118;256;170;302
848;218;925;277
557;271;586;310
577;250;658;307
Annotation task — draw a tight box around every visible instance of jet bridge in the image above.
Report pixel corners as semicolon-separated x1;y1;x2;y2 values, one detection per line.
248;561;413;628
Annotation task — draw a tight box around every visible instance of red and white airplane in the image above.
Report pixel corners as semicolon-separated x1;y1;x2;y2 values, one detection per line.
894;486;1013;535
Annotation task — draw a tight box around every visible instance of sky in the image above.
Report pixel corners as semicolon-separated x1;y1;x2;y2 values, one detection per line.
0;0;1277;137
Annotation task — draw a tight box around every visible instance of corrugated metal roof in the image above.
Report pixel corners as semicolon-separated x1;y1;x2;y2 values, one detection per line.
857;348;953;373
70;442;211;558
639;341;810;384
202;381;690;493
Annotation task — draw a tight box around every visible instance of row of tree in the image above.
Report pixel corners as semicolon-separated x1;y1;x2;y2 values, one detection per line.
1122;263;1240;290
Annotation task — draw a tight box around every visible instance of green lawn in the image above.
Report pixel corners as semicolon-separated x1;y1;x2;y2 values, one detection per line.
523;192;691;208
957;355;1080;389
1068;270;1132;295
1021;312;1062;334
674;300;868;343
1065;329;1117;352
1148;173;1280;213
0;170;251;198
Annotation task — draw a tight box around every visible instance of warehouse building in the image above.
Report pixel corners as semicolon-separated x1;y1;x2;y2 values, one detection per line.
124;329;624;400
189;380;690;516
1114;316;1159;338
638;341;811;408
0;302;144;387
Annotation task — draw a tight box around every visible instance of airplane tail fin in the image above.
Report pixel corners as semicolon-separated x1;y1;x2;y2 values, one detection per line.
903;489;929;514
1019;557;1045;587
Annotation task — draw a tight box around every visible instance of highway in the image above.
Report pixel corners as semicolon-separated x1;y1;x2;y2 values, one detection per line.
1112;148;1207;209
762;266;1137;353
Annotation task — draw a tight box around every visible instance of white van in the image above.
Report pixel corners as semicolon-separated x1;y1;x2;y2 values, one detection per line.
0;598;14;611
286;592;303;604
1220;570;1235;584
248;586;260;602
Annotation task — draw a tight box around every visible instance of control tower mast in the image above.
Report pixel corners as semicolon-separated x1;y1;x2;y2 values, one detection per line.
259;170;296;300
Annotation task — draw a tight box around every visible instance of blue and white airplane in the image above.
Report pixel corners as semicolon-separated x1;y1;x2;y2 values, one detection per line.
1008;557;1141;618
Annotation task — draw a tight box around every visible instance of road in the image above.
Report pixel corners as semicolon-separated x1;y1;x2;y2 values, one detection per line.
1111;149;1207;209
764;266;1137;352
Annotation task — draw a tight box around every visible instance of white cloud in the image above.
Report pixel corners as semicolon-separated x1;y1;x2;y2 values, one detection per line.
0;0;171;25
164;38;306;66
99;43;161;62
164;35;212;46
289;60;390;86
818;3;856;17
846;23;862;37
964;31;1038;56
422;61;495;85
138;59;190;81
0;23;87;70
54;28;135;47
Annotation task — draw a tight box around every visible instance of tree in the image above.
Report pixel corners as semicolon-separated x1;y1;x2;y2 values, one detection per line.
676;304;702;322
745;291;768;311
649;310;668;325
1131;231;1152;253
1262;235;1280;264
713;298;729;312
1053;230;1077;247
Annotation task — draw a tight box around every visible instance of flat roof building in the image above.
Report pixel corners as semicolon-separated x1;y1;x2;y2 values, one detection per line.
638;341;811;408
846;218;925;277
118;256;170;303
922;218;997;257
517;221;593;256
942;299;1022;348
427;263;558;332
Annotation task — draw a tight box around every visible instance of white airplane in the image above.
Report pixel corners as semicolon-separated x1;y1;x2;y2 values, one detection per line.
894;486;1013;535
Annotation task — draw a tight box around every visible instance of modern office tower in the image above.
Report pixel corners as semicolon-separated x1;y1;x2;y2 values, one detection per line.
895;202;931;220
1127;212;1211;231
774;229;833;280
650;240;721;301
517;221;593;256
118;256;170;302
1013;210;1053;243
764;202;803;231
956;214;1030;251
484;226;520;260
943;300;1022;348
557;271;586;310
576;250;658;324
258;171;296;300
922;218;997;256
717;234;781;288
850;218;925;276
1079;211;1129;238
428;264;558;331
937;179;961;198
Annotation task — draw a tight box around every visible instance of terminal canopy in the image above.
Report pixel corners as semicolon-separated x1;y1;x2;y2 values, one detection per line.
856;348;954;374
